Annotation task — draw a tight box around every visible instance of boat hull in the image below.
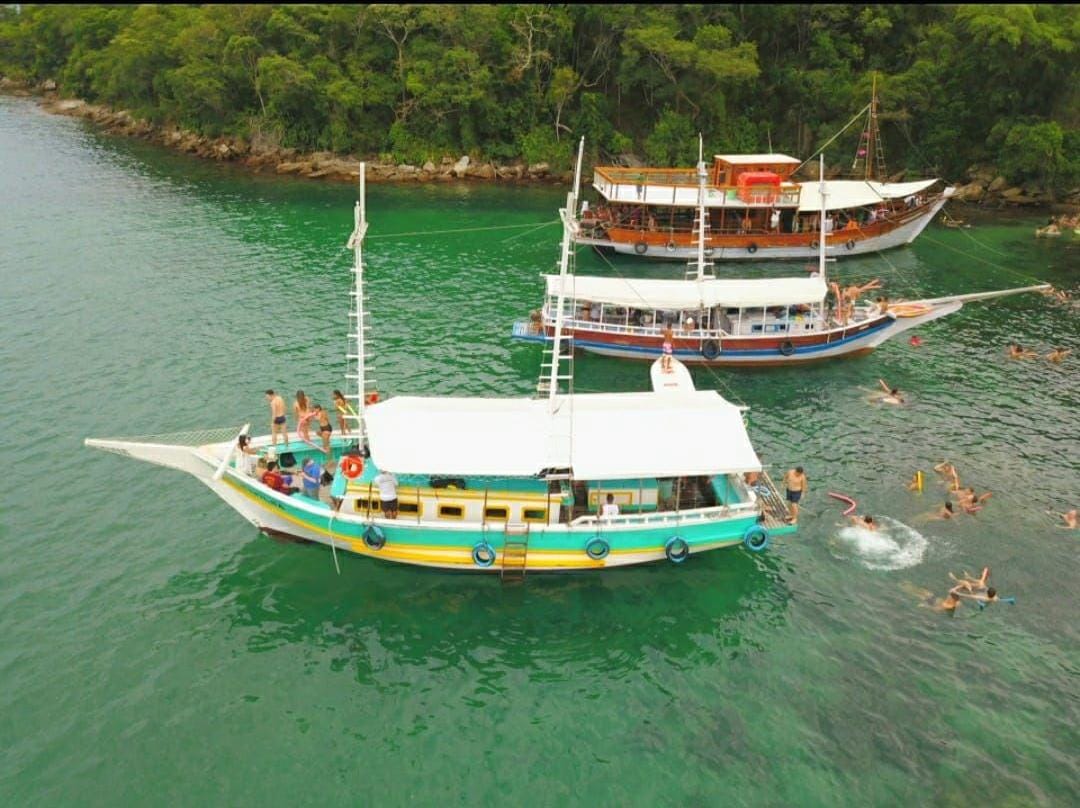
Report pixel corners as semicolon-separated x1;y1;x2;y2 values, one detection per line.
579;194;951;262
86;436;793;572
513;303;962;367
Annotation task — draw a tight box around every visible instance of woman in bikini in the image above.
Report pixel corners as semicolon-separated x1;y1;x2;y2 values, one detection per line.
661;322;674;371
313;404;333;457
294;390;312;443
332;389;355;435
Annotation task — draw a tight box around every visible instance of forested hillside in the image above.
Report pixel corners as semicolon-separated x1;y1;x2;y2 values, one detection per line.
1;4;1077;192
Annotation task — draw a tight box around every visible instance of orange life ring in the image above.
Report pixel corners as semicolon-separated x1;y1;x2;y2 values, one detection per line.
888;302;933;318
341;456;365;479
365;392;380;405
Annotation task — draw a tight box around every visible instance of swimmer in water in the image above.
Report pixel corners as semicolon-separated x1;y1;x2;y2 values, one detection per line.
958;587;1000;605
902;582;963;613
933;501;956;520
1006;343;1037;359
909;335;923;348
933;460;961;491
1045;347;1071;363
848;514;877;532
1055;508;1077;529
870;378;904;405
949;567;990;592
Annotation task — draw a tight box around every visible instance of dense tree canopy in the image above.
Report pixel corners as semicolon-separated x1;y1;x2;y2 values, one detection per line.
1;4;1077;190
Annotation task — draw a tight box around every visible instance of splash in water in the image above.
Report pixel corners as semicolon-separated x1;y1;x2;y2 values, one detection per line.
832;516;929;570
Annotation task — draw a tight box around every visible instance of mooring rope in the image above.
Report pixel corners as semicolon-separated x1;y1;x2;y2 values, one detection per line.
366;219;559;240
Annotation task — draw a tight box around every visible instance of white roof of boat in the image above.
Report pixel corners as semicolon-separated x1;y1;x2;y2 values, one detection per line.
715;154;801;164
544;274;827;309
364;392;761;480
797;178;939;212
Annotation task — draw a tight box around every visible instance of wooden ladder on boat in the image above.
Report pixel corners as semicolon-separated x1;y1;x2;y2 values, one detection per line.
500;523;530;582
757;471;793;530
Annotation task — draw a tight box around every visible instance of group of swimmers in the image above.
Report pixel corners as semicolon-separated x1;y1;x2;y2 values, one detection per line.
1006;343;1071;363
914;567;1004;613
918;461;993;519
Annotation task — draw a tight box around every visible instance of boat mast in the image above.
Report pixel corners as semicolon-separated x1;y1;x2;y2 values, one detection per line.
818;154;827;282
544;136;585;411
695;133;707;281
345;163;372;442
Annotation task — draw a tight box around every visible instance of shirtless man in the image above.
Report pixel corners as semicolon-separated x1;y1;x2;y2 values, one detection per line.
1006;343;1037;359
1046;347;1071;363
956;487;992;513
1056;508;1078;529
783;466;807;524
871;378;904;405
906;582;964;613
266;389;287;448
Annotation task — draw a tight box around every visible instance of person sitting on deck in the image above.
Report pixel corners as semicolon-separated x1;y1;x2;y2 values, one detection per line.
601;493;620;519
844;217;859;232
261;461;298;495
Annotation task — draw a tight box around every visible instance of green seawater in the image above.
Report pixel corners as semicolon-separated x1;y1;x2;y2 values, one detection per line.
1;96;1078;806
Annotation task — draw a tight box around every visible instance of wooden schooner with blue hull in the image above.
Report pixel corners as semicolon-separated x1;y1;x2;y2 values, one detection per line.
86;141;795;573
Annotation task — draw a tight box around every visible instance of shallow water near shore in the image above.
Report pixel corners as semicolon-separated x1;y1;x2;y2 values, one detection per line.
1;96;1078;806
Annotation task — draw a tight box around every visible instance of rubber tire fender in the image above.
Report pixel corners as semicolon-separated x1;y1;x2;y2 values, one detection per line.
701;339;721;360
809;239;820;250
472;541;496;568
779;340;795;357
585;537;610;560
743;524;769;553
666;241;677;253
363;524;386;550
845;239;856;251
665;536;690;564
634;241;648;255
747;243;758;254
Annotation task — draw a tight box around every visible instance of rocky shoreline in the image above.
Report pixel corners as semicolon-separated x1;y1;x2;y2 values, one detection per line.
3;78;1077;206
2;79;570;186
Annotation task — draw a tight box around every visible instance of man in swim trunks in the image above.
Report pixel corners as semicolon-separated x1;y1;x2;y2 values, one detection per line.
266;389;287;448
783;466;807;524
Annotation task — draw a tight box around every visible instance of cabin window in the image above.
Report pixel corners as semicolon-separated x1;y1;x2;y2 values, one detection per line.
522;507;548;523
484;506;509;521
399;501;422;517
438;504;465;520
353;498;371;513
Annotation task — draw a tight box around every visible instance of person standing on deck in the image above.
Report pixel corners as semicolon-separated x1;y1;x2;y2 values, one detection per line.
374;468;399;518
783;467;807;524
294;390;312;443
661;322;674;372
332;390;354;435
601;493;620;519
266;390;287;448
301;457;321;499
312;404;333;457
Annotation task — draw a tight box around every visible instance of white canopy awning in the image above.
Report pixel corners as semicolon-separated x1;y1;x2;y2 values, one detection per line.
715;154;800;165
544;274;827;310
797;178;940;212
364;392;761;480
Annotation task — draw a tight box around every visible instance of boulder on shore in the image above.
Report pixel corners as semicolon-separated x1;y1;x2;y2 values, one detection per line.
988;176;1008;193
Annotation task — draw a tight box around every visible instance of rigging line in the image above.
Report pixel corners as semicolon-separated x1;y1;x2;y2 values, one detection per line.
587;245;748;408
953;220;1010;258
794;102;873;176
499;219;560;243
366;220;559;240
918;232;1050;287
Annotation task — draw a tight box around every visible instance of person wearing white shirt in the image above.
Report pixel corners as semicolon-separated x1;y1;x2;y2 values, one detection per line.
374;469;399;518
601;493;620;519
